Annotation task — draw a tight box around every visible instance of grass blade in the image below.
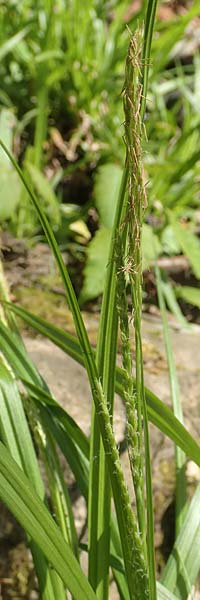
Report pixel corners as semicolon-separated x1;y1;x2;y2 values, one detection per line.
88;154;128;598
32;408;79;558
141;0;158;121
0;140;151;599
0;442;96;600
157;582;181;600
156;265;187;536
161;279;189;330
0;357;66;599
3;306;200;468
161;483;200;598
0;27;30;60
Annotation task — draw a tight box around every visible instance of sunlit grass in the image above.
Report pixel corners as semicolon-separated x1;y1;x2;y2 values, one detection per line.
0;2;200;600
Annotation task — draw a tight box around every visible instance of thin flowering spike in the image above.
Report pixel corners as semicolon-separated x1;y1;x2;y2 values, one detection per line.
116;27;157;598
116;233;146;540
118;27;147;545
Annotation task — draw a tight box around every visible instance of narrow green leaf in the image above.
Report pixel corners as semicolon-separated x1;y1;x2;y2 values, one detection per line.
88;173;125;596
0;442;96;600
0;141;149;600
0;27;30;60
0;354;66;599
0;358;44;495
141;0;158;120
157;582;180;600
161;280;189;330
156;266;187;536
3;306;200;468
22;380;89;459
35;403;89;500
162;483;200;599
34;413;79;558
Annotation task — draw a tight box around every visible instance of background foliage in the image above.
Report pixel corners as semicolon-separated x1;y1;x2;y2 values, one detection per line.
0;1;200;599
0;0;200;315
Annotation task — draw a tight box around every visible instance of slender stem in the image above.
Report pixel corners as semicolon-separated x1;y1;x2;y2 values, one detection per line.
0;138;149;600
88;168;128;599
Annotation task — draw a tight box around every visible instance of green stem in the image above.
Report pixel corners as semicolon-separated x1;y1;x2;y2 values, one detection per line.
0;138;149;600
88;168;128;599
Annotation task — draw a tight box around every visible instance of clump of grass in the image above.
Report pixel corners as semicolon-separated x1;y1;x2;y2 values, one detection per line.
0;5;200;600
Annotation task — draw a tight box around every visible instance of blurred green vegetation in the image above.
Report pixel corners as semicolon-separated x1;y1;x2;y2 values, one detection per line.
0;0;200;310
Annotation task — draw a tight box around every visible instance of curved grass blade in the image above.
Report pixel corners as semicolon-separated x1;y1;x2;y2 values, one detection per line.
36;403;89;500
0;140;150;599
21;379;89;459
161;279;189;330
157;582;180;600
0;442;96;600
0;27;30;60
161;483;200;599
88;157;128;598
32;408;79;558
1;314;200;598
0;320;89;498
156;266;187;536
140;0;158;121
83;8;159;595
2;307;200;468
0;358;66;599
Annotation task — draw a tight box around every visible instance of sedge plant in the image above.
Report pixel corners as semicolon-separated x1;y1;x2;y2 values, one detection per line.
0;5;200;600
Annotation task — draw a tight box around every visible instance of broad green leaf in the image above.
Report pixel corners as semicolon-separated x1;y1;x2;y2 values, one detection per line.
171;220;200;279
0;442;96;600
94;163;122;228
26;162;60;227
0;109;14;165
0;110;22;220
142;223;161;268
80;227;112;303
161;226;180;256
161;483;200;599
4;305;200;469
0;170;22;220
175;286;200;309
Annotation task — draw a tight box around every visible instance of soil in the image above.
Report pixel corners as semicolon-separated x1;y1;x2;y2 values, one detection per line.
0;239;200;598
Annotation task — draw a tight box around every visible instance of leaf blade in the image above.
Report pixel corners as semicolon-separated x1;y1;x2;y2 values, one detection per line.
0;442;96;600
